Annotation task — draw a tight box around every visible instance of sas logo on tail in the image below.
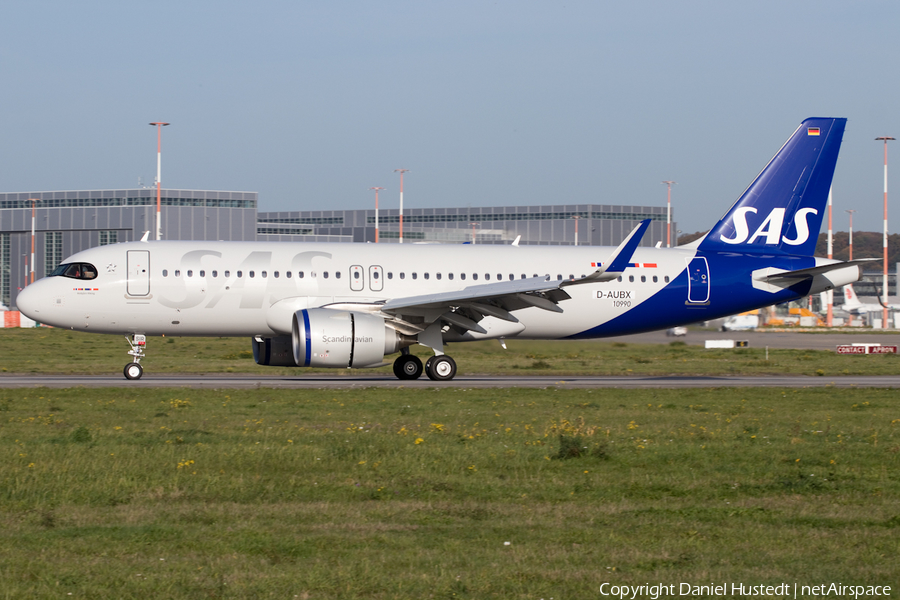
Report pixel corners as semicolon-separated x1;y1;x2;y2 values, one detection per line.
719;207;817;246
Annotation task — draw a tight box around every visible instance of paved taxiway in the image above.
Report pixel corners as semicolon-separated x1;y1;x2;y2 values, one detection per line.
2;374;900;389
614;329;900;350
2;330;897;389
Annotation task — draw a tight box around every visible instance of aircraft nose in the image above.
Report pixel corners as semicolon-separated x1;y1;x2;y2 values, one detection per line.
16;282;42;321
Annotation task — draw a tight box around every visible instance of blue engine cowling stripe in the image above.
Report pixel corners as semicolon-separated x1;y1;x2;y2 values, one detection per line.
302;309;312;367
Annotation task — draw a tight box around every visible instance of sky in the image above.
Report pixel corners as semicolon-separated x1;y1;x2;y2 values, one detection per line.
2;0;899;235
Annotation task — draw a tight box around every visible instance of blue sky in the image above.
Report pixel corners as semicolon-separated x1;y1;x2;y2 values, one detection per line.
2;0;898;235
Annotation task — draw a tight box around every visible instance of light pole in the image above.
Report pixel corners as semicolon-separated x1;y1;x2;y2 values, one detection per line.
662;181;676;248
845;208;857;326
370;187;384;243
572;215;581;246
826;188;833;326
149;122;170;240
846;209;857;261
470;222;479;244
28;198;39;284
876;136;894;328
394;169;409;244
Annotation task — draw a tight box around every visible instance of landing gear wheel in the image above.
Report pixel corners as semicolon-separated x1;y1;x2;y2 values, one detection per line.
425;355;457;381
393;354;423;380
124;362;143;380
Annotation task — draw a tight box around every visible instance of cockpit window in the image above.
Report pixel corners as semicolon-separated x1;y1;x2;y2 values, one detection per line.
50;262;98;280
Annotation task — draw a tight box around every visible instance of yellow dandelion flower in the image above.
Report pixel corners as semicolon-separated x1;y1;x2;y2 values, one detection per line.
414;438;424;445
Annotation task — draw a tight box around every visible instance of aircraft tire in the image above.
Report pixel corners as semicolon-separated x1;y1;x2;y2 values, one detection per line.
425;355;457;381
393;355;423;380
124;362;143;380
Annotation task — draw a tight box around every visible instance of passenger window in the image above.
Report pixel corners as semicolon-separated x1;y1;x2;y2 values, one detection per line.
460;273;465;280
200;270;205;277
424;273;430;280
249;271;255;278
188;270;193;277
521;274;526;279
617;276;622;282
373;271;380;280
237;271;242;278
387;272;393;279
629;275;634;282
335;271;341;279
274;271;279;278
261;271;267;278
162;269;168;277
509;274;514;281
652;275;658;283
641;275;646;283
664;275;670;283
412;273;417;280
298;271;304;278
323;272;329;279
485;274;490;280
400;273;405;280
569;274;574;280
472;274;478;280
436;273;441;280
286;272;291;279
225;270;231;277
448;273;454;280
175;270;181;277
556;274;562;281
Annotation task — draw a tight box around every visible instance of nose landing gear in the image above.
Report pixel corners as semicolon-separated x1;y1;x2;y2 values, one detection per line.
124;334;146;380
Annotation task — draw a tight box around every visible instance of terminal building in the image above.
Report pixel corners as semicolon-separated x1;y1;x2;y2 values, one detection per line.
0;188;671;309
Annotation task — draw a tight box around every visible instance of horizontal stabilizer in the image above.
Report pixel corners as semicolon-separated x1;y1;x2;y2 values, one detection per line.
753;258;879;283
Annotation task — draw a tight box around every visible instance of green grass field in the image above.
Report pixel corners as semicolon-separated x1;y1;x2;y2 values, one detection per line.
1;328;899;377
1;386;898;598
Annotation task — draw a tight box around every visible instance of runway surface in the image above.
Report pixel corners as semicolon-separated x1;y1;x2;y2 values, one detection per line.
2;374;900;389
3;330;897;389
613;329;900;350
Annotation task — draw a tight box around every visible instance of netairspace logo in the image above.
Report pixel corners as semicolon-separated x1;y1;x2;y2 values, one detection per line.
598;582;892;599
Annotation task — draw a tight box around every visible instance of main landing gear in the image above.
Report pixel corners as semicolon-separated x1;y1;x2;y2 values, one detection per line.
124;334;146;380
392;350;457;381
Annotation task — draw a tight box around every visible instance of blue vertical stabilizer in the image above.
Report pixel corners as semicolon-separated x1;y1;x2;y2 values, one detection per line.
698;117;846;256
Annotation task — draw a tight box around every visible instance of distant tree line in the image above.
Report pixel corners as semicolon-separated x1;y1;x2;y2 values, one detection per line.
674;231;900;272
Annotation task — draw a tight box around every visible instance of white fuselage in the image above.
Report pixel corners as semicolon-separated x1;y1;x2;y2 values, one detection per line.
21;240;695;339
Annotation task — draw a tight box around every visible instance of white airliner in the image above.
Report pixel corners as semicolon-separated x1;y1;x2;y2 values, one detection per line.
17;118;875;381
841;284;900;315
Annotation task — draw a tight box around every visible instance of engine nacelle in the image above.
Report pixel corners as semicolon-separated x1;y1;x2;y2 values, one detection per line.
292;309;405;368
252;335;296;367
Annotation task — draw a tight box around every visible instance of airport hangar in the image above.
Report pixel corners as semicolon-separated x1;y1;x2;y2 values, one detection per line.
0;188;671;310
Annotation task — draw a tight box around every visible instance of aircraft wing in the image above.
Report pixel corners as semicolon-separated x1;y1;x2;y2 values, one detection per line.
376;276;571;334
328;220;651;336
